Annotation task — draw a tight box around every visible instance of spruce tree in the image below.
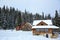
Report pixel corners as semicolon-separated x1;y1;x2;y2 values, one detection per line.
55;10;58;18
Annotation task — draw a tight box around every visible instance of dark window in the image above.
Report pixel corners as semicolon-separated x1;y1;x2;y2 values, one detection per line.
41;24;43;25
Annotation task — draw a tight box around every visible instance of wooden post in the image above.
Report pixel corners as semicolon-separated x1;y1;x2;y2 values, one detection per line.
48;28;52;33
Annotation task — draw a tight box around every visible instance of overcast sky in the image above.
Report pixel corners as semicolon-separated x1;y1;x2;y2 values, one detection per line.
0;0;60;17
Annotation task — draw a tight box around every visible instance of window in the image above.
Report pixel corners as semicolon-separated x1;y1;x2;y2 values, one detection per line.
45;29;48;32
36;28;48;32
36;28;45;32
36;29;40;32
41;24;43;25
40;29;44;31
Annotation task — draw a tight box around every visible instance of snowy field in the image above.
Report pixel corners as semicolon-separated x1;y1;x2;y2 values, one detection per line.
0;30;60;40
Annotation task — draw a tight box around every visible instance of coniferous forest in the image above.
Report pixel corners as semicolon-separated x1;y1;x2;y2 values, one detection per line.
0;6;60;29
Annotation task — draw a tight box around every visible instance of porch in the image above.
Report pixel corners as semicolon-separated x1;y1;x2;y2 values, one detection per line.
32;28;52;35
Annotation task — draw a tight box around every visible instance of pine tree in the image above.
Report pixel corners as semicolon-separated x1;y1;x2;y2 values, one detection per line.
0;7;2;28
18;11;22;25
48;14;51;19
35;13;41;20
42;12;44;19
55;10;58;18
29;13;33;23
54;10;58;26
25;9;28;22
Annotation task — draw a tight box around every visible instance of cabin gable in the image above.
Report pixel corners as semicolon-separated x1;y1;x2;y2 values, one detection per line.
37;21;48;26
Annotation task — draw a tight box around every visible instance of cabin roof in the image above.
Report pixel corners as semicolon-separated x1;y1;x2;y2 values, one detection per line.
32;25;59;29
33;20;52;26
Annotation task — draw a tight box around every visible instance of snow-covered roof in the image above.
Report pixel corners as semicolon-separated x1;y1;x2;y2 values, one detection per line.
33;20;52;26
32;25;59;29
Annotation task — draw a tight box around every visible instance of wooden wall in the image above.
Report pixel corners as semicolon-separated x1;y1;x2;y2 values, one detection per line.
32;28;53;35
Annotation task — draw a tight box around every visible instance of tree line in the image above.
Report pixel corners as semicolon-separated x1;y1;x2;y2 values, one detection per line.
0;6;60;29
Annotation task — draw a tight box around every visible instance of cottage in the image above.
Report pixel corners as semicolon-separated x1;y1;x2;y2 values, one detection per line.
16;22;32;31
32;20;59;37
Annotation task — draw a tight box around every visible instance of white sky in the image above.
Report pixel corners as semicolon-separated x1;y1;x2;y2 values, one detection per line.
0;0;60;17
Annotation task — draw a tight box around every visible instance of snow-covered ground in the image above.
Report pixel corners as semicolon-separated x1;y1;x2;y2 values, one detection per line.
0;30;60;40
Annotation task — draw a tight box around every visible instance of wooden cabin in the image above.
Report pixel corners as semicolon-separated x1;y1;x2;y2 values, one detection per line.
32;20;59;37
